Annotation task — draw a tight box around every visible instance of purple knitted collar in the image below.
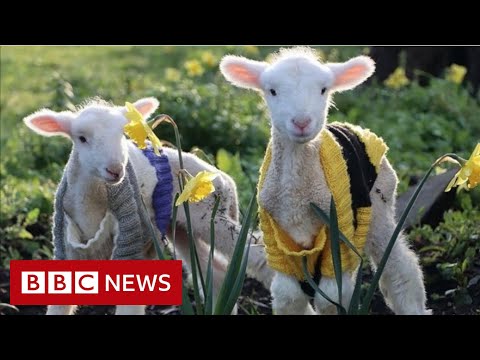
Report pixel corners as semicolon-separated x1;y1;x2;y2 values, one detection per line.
141;146;174;237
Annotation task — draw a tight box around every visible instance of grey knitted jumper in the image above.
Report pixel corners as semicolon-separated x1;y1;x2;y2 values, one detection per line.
52;161;153;260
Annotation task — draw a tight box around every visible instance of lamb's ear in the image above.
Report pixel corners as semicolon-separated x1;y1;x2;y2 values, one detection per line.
132;97;160;119
23;110;74;138
327;56;375;92
220;55;268;90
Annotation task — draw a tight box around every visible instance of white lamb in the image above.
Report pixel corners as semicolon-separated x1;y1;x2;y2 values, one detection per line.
220;47;431;315
24;97;272;315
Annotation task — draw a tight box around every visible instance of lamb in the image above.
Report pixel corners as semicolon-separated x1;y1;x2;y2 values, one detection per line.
24;97;272;315
220;47;431;315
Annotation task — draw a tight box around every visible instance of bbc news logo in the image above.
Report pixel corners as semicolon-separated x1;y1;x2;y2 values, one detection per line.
10;260;182;305
21;272;171;294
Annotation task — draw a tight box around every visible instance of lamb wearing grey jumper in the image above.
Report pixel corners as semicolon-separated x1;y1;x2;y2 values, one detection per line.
24;97;272;315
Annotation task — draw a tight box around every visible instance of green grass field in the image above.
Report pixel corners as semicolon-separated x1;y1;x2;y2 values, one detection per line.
1;46;479;314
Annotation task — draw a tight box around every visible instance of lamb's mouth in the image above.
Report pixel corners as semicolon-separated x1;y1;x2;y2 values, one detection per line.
290;132;315;143
104;170;125;185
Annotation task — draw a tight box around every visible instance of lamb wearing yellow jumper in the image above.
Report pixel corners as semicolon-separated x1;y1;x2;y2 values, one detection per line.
220;47;431;315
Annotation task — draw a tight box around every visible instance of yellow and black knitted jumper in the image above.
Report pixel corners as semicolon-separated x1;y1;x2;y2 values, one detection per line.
258;122;388;294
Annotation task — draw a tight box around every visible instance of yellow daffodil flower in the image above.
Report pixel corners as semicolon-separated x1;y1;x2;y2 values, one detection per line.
165;68;181;82
200;51;217;67
445;64;467;85
445;143;480;192
184;60;205;77
384;67;410;89
175;171;218;206
123;102;162;156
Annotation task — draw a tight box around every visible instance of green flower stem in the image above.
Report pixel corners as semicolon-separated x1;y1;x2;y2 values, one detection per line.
183;198;205;314
149;114;206;313
149;115;184;170
360;153;459;313
205;196;221;314
171;193;180;260
437;153;467;166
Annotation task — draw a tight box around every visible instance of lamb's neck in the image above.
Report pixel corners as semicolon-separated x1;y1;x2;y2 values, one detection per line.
270;129;321;175
63;150;108;240
263;128;328;248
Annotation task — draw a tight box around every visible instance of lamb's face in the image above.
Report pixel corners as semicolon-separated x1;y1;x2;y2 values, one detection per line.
260;57;333;143
24;97;160;186
72;108;129;184
220;48;376;145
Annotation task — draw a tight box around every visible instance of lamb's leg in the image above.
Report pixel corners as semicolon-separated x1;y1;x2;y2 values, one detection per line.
365;158;431;315
115;305;146;315
271;272;316;315
46;305;77;315
314;273;355;315
365;222;431;315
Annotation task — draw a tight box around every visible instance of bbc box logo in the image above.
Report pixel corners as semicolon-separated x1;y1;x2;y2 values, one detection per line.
21;271;99;294
10;260;182;305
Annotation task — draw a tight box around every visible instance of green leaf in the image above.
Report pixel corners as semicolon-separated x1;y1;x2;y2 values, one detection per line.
216;148;233;173
418;245;446;253
25;208;40;226
348;266;363;315
190;147;215;166
183;199;204;315
310;202;364;315
18;229;33;239
310;203;333;226
205;196;221;315
180;284;195;315
301;257;342;309
0;303;19;312
223;235;252;313
328;196;345;314
171;193;180;260
214;188;257;314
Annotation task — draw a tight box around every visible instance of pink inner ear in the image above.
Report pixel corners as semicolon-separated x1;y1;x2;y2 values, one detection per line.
227;64;260;86
334;64;367;87
31;116;64;133
136;103;154;116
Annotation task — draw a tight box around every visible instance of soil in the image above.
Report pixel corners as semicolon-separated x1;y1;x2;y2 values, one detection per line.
1;267;478;315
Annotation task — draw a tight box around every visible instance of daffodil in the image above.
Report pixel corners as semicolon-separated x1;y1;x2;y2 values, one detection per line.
384;67;410;89
445;143;480;192
200;51;217;67
123;102;162;156
165;68;181;82
184;60;204;77
175;171;218;206
445;64;467;85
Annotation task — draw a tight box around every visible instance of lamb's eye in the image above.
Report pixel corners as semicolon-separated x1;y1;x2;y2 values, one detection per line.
321;87;327;95
79;136;87;143
270;89;277;96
